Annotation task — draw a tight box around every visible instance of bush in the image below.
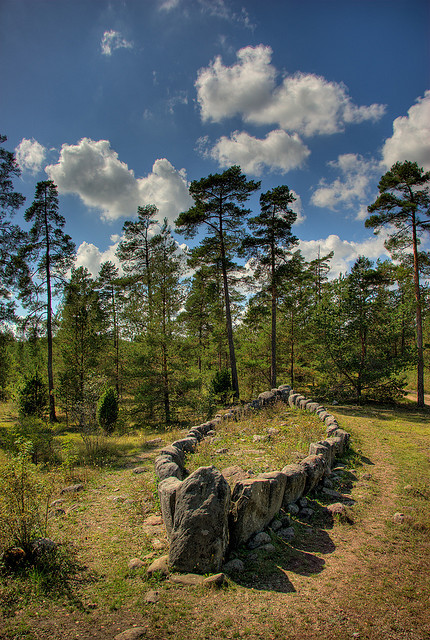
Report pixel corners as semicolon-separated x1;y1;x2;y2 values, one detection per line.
97;387;119;434
19;373;48;417
2;418;59;466
0;439;52;556
210;368;232;405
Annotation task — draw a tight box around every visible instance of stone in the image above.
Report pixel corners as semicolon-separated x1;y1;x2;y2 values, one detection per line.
221;466;251;488
203;573;227;588
154;455;183;481
277;527;295;541
159;445;185;468
248;531;271;549
169;466;231;574
257;390;277;406
169;573;205;585
257;543;276;553
299;507;314;520
147;555;169;577
287;503;300;516
131;467;146;475
309;442;333;470
30;537;57;559
322;487;342;498
223;558;245;573
299;455;326;494
128;558;145;570
326;503;352;522
288;393;301;407
280;464;307;506
229;471;287;548
60;483;84;494
393;512;405;524
252;434;269;442
1;546;26;569
114;628;148;640
158;476;182;539
171;437;198;453
144;590;160;603
216;447;229;454
270;518;282;531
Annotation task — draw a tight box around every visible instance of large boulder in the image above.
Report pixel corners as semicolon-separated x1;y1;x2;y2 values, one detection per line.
280;463;307;506
229;471;287;548
299;454;327;494
169;466;231;574
158;476;183;539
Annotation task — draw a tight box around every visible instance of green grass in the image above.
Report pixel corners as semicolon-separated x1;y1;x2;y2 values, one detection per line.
186;403;326;475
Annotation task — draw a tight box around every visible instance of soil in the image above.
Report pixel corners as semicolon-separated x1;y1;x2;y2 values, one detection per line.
1;406;429;640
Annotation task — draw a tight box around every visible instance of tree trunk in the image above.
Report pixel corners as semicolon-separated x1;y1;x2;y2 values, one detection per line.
219;230;239;401
44;189;57;423
411;212;425;408
270;241;277;389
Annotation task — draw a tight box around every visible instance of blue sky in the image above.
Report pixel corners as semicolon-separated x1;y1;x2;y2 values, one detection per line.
1;0;429;278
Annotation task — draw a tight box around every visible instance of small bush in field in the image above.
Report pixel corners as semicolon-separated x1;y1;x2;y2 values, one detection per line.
18;373;48;417
97;387;119;434
0;439;52;555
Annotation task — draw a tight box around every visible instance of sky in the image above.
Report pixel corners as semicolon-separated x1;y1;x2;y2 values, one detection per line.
1;0;429;280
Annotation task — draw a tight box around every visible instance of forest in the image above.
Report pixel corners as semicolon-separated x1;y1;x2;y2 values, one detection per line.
1;133;429;434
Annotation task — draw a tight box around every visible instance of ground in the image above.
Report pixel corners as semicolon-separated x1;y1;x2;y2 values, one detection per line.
1;401;429;640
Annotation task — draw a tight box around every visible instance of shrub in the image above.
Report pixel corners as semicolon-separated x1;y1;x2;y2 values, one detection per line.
0;439;52;556
210;368;232;405
97;387;119;434
18;373;48;417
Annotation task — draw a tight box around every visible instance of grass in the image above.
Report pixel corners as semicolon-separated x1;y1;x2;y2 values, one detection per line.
186;403;327;475
0;399;429;639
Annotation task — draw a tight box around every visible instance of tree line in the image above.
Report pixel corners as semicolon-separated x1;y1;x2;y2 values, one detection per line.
1;133;429;429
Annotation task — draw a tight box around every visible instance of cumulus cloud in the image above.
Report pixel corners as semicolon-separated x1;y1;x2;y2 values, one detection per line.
15;138;46;174
205;129;310;175
311;154;381;216
101;30;133;56
45;138;192;224
196;45;385;136
382;91;430;170
298;231;390;279
75;238;122;277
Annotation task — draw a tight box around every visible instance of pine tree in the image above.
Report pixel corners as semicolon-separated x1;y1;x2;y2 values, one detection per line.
366;161;430;407
242;185;298;388
176;166;260;400
23;180;75;422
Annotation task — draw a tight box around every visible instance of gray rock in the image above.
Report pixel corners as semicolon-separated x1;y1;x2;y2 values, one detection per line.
169;466;231;574
287;503;300;516
128;558;145;570
277;526;295;541
257;390;277;406
203;573;227;588
393;512;405;524
144;590;160;603
147;555;169;577
229;471;287;548
30;537;57;559
248;531;271;549
60;483;84;495
131;467;146;475
299;507;314;520
170;437;198;454
257;543;276;553
158;476;183;539
298;497;308;508
299;454;326;494
154;455;184;481
270;518;282;531
280;464;307;506
223;558;245;573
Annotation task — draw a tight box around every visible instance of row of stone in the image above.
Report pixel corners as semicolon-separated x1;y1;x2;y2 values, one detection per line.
154;384;350;574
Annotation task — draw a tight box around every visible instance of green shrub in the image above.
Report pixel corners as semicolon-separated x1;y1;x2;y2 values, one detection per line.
18;373;48;417
210;368;232;406
0;439;52;555
97;387;119;434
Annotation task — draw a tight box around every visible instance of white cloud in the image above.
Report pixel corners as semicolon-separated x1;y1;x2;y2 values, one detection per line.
298;231;390;279
382;91;430;170
75;240;122;277
101;30;133;56
206;129;310;175
311;154;381;215
196;45;385;136
46;138;192;224
15;138;46;174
